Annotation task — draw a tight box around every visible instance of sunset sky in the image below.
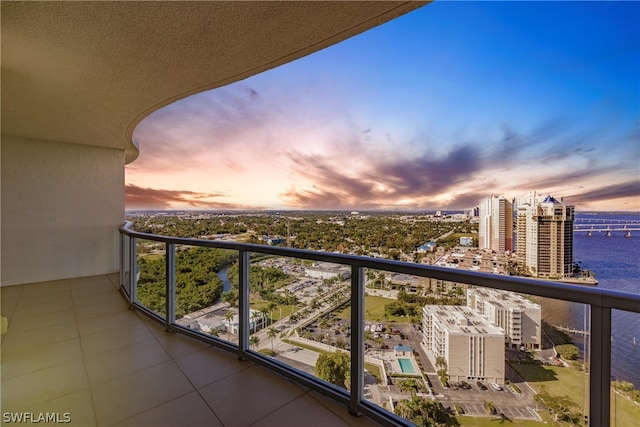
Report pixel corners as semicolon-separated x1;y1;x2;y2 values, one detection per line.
126;1;639;212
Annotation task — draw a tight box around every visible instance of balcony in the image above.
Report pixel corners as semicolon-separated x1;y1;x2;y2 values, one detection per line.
111;224;640;426
1;274;378;426
3;234;636;426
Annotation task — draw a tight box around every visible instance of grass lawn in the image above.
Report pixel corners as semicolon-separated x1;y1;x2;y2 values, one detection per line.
335;295;409;323
509;362;640;426
250;300;300;322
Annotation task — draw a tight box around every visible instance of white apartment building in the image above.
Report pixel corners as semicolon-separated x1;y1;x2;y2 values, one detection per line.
516;194;574;278
422;305;505;384
479;195;513;252
467;288;541;349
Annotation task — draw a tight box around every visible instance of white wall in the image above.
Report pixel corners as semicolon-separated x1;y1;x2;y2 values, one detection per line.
1;136;124;286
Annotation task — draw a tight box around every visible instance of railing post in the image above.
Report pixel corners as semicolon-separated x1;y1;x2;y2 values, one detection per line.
350;265;365;416
238;250;250;360
166;243;176;331
119;232;125;289
128;236;137;307
589;305;611;427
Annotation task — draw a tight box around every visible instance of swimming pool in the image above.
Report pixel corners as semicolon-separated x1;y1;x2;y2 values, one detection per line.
398;358;416;374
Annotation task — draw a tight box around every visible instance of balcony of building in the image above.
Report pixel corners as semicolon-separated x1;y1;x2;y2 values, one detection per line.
1;274;378;426
2;2;639;426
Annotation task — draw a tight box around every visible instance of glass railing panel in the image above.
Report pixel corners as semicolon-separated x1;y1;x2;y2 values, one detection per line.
362;269;458;424
509;295;588;426
120;232;131;297
135;238;167;318
171;244;238;343
253;256;352;389
610;308;640;426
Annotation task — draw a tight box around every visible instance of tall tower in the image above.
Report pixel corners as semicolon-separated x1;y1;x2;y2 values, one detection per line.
516;193;574;278
479;196;513;252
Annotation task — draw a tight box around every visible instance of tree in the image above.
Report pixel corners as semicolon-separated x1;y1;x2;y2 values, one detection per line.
394;397;453;427
224;310;235;341
315;351;350;388
267;327;278;353
556;344;580;361
397;379;422;397
249;335;260;350
267;301;277;323
534;385;582;424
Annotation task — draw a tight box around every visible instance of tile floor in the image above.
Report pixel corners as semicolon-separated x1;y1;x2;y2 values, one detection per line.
1;274;380;426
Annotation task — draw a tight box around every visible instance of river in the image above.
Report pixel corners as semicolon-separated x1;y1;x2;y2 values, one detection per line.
539;213;640;386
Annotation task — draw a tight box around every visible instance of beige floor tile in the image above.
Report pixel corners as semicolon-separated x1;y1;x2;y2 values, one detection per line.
198;365;307;426
76;309;144;336
80;320;155;357
13;298;73;318
152;328;213;359
18;280;69;297
251;392;351;427
1;322;79;353
68;274;115;289
14;292;74;313
1;284;24;300
70;278;119;299
175;346;251;389
19;388;97;427
308;391;382;427
1;338;83;380
74;297;129;321
112;391;222;427
71;290;129;308
85;338;171;385
1;360;89;411
1;295;20;322
91;361;194;425
6;308;77;334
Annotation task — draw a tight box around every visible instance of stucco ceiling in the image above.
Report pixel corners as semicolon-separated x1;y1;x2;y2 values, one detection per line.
1;1;427;163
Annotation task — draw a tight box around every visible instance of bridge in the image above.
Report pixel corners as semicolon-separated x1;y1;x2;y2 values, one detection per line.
573;219;640;237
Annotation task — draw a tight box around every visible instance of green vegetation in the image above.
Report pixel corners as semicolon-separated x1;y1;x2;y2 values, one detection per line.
131;212;477;259
136;246;236;317
556;344;580;361
315;351;350;388
612;380;640;404
394;397;457;427
534;386;582;425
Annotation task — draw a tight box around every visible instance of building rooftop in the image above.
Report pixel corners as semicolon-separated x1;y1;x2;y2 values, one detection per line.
424;305;504;337
470;288;540;311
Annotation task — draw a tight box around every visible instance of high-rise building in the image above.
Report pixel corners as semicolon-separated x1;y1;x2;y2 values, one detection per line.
478;195;513;252
516;193;574;278
421;305;505;383
467;288;541;350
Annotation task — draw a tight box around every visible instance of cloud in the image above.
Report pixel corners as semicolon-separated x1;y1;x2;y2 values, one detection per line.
565;180;640;204
125;184;252;210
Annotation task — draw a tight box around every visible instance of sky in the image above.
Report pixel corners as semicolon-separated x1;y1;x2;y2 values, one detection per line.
126;1;640;212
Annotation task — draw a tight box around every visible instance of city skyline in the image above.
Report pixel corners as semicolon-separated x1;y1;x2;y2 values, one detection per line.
126;1;639;212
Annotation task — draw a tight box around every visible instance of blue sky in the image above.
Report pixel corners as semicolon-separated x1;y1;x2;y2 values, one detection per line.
127;1;639;211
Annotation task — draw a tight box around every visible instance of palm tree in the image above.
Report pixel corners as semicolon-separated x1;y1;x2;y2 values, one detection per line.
267;327;277;353
397;379;421;397
249;335;260;350
267;301;277;323
224;310;234;341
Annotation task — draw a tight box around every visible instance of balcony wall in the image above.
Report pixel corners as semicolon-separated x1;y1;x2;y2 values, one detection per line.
1;136;124;286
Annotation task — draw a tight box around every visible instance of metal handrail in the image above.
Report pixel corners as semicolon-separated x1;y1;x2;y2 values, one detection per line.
119;222;640;426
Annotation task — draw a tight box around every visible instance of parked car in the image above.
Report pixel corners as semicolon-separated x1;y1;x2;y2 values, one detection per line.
476;381;488;390
460;381;472;390
491;383;503;391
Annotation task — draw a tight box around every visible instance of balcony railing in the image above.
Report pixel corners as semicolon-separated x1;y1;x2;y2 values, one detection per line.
119;222;639;427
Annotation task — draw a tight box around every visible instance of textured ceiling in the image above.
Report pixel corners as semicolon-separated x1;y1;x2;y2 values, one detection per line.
1;1;427;163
